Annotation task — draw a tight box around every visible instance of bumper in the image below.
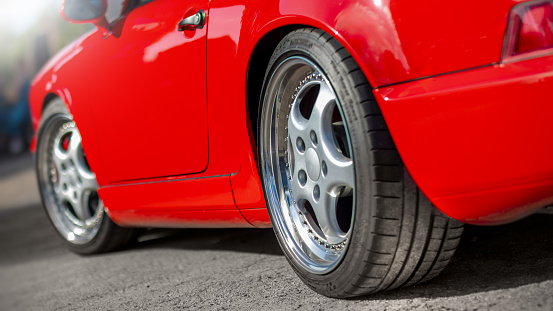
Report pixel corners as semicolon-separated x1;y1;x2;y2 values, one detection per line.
374;54;553;224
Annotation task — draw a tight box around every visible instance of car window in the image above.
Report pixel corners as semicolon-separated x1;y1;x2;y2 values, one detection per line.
106;0;127;22
125;0;156;12
105;0;154;22
136;0;155;5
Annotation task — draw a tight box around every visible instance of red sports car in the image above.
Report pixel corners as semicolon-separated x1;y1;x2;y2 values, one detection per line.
30;0;553;298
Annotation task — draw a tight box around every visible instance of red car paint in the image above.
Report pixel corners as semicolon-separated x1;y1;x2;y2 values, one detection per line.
375;54;553;224
30;0;553;227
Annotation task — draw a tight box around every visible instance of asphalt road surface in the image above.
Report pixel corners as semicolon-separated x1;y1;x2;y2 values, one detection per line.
1;154;552;310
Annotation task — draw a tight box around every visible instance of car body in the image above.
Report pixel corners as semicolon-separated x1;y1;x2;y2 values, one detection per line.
30;0;553;297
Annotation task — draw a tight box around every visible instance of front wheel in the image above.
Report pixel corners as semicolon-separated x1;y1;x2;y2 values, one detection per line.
36;98;135;254
258;28;463;297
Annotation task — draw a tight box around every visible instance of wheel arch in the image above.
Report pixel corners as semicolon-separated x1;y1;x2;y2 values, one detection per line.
246;24;304;142
33;90;73;128
245;24;379;143
42;93;60;112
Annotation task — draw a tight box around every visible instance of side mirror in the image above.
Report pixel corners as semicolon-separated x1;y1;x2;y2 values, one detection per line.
61;0;109;30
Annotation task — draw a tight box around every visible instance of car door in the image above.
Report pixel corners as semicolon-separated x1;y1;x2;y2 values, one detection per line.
88;0;210;183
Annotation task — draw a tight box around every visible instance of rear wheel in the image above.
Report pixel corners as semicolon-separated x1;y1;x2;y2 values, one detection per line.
36;98;135;254
258;28;463;297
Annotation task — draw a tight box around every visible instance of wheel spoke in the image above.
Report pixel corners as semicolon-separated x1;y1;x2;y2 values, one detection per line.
56;169;72;200
51;134;69;197
318;149;354;195
288;99;309;150
77;173;98;192
309;84;354;194
52;149;66;169
71;190;92;221
52;135;69;175
68;128;82;160
310;194;344;244
307;83;335;143
289;174;311;202
67;129;98;192
288;100;308;180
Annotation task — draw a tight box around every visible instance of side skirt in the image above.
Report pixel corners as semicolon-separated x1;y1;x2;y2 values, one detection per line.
99;174;253;228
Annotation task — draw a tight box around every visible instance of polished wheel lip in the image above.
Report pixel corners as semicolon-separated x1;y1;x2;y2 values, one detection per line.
37;114;103;245
260;56;355;274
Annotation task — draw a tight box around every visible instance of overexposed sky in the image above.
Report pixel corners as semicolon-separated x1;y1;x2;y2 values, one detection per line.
0;0;61;35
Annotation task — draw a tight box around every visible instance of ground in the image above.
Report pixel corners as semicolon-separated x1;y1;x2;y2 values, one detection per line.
0;154;552;310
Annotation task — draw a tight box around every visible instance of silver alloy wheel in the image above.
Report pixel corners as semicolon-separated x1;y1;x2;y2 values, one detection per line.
260;56;355;274
38;117;103;244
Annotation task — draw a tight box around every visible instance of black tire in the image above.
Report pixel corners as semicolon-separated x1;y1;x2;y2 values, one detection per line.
258;28;463;298
36;98;135;255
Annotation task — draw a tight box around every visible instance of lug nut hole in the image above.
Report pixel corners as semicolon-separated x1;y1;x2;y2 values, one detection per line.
321;161;327;177
298;170;307;187
296;137;305;153
310;131;318;146
313;185;320;202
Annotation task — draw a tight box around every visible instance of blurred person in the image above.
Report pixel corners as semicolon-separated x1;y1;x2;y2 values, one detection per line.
0;60;31;154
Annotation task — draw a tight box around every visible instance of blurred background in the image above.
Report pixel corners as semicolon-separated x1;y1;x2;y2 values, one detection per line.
0;0;123;209
0;0;93;153
0;0;92;209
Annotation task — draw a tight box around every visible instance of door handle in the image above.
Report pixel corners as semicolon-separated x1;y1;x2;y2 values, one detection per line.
178;9;205;31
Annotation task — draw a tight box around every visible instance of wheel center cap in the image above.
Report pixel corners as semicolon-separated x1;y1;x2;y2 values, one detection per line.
305;148;320;181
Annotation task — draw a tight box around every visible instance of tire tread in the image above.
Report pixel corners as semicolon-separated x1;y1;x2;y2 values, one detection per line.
307;26;465;295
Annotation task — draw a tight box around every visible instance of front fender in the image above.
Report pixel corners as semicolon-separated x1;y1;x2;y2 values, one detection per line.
29;29;107;185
